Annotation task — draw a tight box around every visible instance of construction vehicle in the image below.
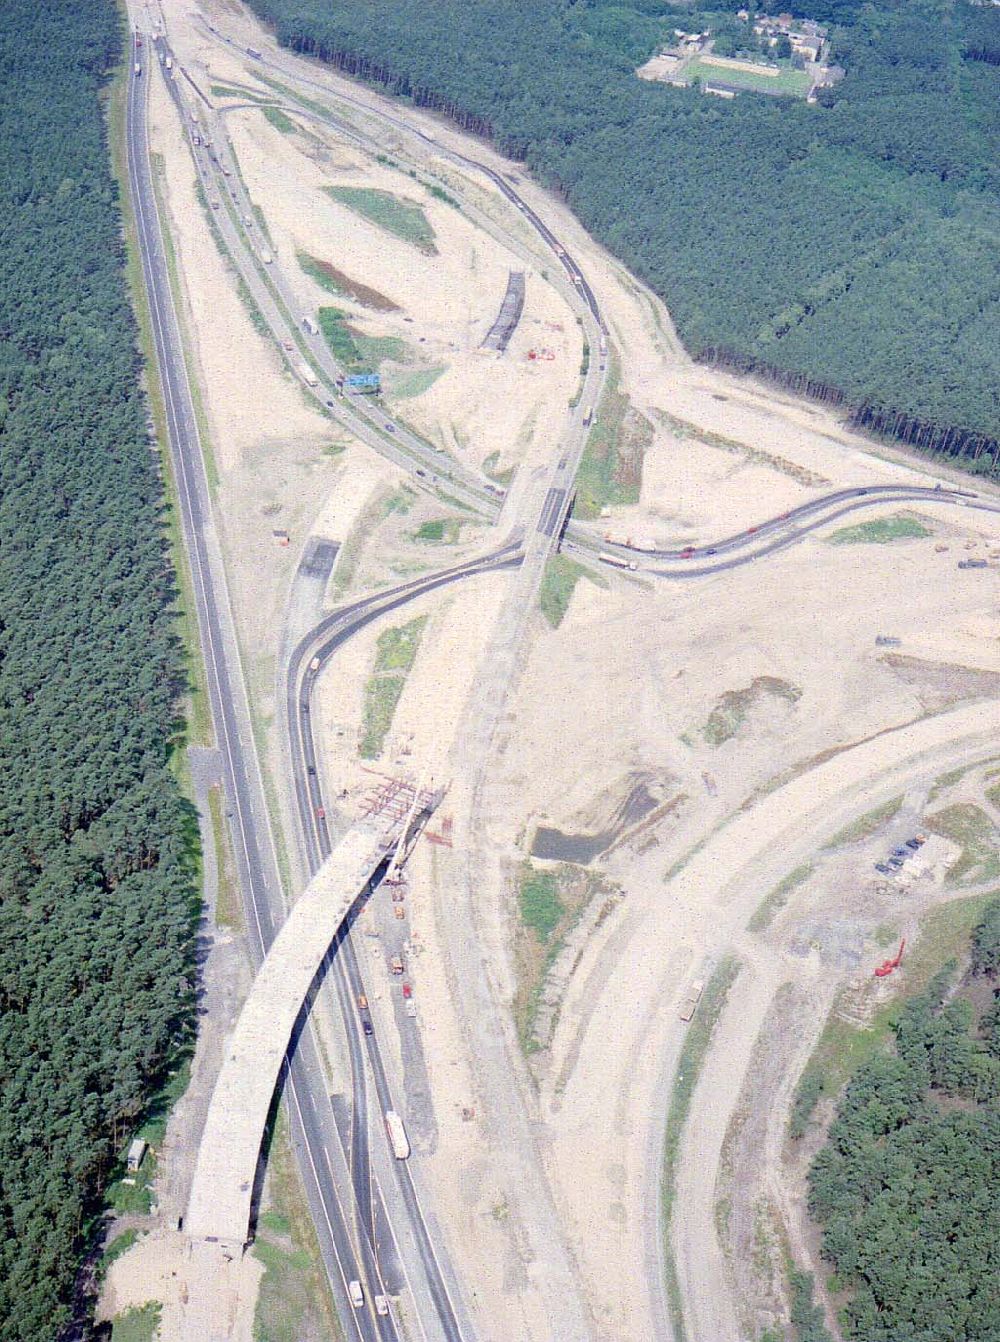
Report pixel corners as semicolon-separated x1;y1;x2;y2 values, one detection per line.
385;1110;410;1159
874;939;905;978
302;316;319;335
582;405;594;426
598;551;638;571
679;979;704;1022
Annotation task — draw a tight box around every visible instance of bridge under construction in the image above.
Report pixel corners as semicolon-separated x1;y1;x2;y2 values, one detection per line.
185;776;442;1252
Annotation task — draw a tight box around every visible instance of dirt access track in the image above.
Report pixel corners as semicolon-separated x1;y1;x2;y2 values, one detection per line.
115;2;1000;1341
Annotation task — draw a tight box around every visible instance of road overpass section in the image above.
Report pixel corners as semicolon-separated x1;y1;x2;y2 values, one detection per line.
185;796;438;1251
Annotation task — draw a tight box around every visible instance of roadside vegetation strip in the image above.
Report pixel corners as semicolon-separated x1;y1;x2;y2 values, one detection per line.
539;554;589;628
252;1111;339;1342
324;185;438;254
823;795;903;849
262;103;297;133
661;955;741;1340
360;615;428;758
826;514;932;545
572;358;648;518
749;863;814;933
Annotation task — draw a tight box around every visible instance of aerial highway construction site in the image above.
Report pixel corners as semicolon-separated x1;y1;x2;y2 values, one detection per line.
105;1;1000;1340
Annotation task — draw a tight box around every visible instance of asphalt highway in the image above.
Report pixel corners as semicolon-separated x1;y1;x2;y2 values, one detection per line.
126;41;400;1342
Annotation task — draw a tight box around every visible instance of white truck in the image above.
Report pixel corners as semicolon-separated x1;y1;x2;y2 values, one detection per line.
297;361;318;388
385;1110;410;1160
348;1280;364;1309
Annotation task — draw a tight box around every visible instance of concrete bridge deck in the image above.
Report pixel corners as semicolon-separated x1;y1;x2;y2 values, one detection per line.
185;821;393;1249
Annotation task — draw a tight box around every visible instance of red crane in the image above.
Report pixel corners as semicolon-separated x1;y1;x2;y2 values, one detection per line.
874;939;906;978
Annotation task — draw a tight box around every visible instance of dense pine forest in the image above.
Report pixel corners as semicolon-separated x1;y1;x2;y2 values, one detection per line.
808;902;1000;1341
0;3;196;1338
247;0;1000;469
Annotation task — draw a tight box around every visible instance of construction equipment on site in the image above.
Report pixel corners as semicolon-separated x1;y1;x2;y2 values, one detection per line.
874;939;906;978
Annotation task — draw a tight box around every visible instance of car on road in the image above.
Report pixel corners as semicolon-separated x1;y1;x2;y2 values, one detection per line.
402;983;412;999
385;423;396;433
391;955;404;974
348;1280;364;1309
362;1020;373;1036
679;546;696;558
416;469;427;477
747;525;759;534
706;547;717;555
357;993;368;1010
892;846;909;858
375;1295;389;1316
315;805;325;820
875;862;891;874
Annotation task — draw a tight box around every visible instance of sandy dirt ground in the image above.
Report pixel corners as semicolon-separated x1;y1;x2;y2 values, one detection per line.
119;2;1000;1339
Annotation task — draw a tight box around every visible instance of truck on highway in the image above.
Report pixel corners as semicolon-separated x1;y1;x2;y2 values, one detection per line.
134;62;142;75
582;405;594;426
348;1280;364;1309
385;1110;411;1160
259;249;273;265
297;361;318;388
598;551;638;571
165;56;173;70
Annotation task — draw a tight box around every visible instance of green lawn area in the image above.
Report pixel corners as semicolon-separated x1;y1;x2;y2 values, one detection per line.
827;514;931;544
520;868;564;943
325;186;437;253
412;517;467;544
317;307;364;369
824;795;904;848
685;56;811;97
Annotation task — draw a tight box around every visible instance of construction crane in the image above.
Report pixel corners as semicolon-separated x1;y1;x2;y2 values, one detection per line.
874;938;906;978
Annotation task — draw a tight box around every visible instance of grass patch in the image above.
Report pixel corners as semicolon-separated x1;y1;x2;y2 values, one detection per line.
355;330;409;365
513;862;613;1052
684;56;811;97
252;1110;339;1342
520;868;564;943
661;956;741;1339
103;1228;141;1271
412;517;467;544
483;449;517;486
110;1303;160;1342
824;795;903;849
702;677;801;746
360;616;427;758
210;83;269;102
317;306;364;369
827;514;931;545
296;251;399;310
572;358;649;518
924;803;1000;884
262;104;296;134
749;863;813;933
208;784;243;932
540;554;588;628
389;366;446;399
325;186;437;254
